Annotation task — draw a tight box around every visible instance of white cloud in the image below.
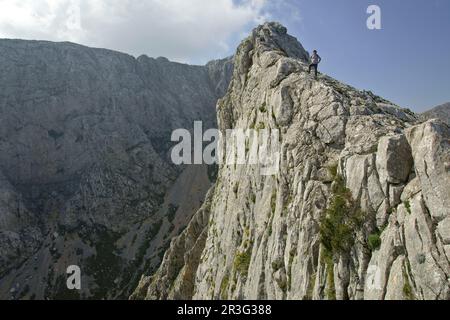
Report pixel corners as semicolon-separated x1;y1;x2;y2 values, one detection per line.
0;0;273;63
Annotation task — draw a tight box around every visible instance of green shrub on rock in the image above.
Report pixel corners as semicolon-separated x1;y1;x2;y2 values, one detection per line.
368;233;382;251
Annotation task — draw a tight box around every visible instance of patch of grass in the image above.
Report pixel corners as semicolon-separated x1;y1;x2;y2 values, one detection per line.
220;274;230;300
244;227;250;239
369;144;378;153
402;270;415;300
234;249;252;278
404;200;411;215
319;174;364;299
259;102;267;113
368;233;382;251
256;122;266;131
271;258;283;272
320;175;364;258
279;278;288;293
324;254;336;300
402;259;416;300
327;163;338;179
285;249;296;291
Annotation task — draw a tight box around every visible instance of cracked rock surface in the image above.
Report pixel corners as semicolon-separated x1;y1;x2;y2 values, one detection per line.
133;22;449;300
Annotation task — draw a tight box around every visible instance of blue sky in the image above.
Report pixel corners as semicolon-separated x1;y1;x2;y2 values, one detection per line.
255;0;450;112
0;0;448;112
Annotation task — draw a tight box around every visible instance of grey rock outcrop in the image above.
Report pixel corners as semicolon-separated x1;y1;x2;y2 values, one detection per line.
134;22;449;300
376;134;413;185
365;121;450;299
421;102;450;126
0;39;232;299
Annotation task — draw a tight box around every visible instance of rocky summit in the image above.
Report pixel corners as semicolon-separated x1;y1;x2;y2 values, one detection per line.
132;22;450;300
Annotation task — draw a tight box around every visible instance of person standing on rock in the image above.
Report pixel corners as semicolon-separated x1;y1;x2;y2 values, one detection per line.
308;50;322;78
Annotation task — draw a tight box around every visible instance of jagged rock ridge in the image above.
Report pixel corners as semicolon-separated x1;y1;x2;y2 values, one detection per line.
421;102;450;126
133;22;449;300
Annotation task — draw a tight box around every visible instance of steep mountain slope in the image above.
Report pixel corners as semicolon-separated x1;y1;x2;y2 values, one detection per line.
0;39;232;299
421;102;450;126
133;22;449;300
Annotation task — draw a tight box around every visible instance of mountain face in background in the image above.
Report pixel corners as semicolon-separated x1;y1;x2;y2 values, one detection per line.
0;39;232;299
133;22;450;300
421;102;450;126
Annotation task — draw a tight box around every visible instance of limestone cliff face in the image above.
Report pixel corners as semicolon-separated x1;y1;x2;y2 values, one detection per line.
134;22;449;300
0;39;232;299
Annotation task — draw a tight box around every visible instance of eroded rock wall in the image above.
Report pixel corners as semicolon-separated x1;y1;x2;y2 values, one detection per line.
134;22;449;300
